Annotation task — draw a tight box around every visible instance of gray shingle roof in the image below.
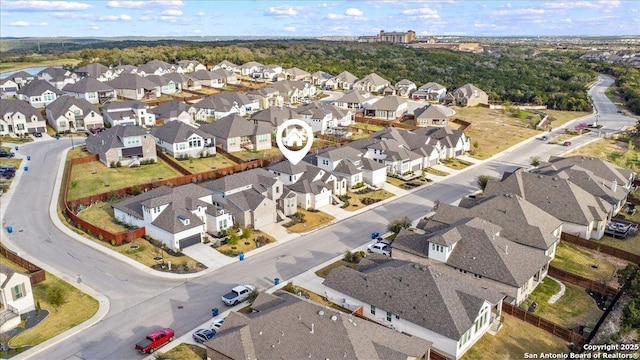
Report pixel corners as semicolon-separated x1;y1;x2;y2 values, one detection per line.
108;74;158;90
112;184;211;233
199;114;272;139
16;79;62;96
46;95;99;120
484;169;611;225
202;168;278;194
430;195;562;250
103;100;148;112
540;155;634;191
75;62;109;78
332;71;359;84
62;77;115;93
414;104;454;119
148;100;193;120
250;107;301;127
316;146;363;161
204;290;431;360
355;73;391;88
367;96;405;111
0;99;44;121
193;91;254;111
323;258;504;340
85;125;149;154
334;90;370;104
149;120;211;144
267;160;309;175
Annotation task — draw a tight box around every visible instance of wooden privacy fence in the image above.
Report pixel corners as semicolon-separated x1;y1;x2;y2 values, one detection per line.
353;114;419;130
561;232;640;263
502;301;586;346
429;350;452;360
156;150;191;175
0;246;46;285
548;266;619;297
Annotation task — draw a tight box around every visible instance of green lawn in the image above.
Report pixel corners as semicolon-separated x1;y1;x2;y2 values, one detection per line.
350;122;384;131
462;314;568;360
386;176;406;187
551;242;620;283
9;271;98;348
172;154;237;173
597;233;640;256
0;136;33;144
520;280;603;329
67;159;183;200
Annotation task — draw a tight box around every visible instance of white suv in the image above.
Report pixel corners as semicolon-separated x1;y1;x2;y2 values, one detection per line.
367;242;391;256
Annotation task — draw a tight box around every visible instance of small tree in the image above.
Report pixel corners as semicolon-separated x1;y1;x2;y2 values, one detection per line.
388;216;411;234
46;285;67;312
241;227;252;239
477;175;494;191
530;156;541;168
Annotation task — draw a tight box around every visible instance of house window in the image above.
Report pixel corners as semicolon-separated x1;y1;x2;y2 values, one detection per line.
229;138;236;145
386;311;392;322
12;283;25;300
370;305;376;315
16;124;25;131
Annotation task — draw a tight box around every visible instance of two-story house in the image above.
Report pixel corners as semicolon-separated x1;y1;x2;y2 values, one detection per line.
199;115;272;153
325;71;359;90
392;217;551;306
483;169;612;240
62;77;117;104
37;67;78;90
75;62;116;81
394;79;417;97
112;184;229;250
268;160;338;210
202;168;288;229
150;120;215;158
176;60;207;73
16;79;62;108
102;100;156;127
85;125;157;166
107;74;160;100
45;95;104;133
0;78;20;98
0;99;47;136
445;84;489;107
192;92;259;121
0;265;36;332
353;73;391;93
413;82;447;102
149;100;197;125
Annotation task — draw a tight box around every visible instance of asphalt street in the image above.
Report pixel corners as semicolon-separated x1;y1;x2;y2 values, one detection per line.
1;74;636;359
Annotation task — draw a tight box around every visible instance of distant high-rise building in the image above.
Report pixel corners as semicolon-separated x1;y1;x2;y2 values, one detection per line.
358;30;416;44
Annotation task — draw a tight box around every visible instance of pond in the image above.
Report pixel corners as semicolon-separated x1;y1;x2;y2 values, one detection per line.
0;66;58;78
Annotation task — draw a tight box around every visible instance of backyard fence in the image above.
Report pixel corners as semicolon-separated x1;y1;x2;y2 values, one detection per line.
501;301;586;346
156;150;192;175
548;266;619;297
561;233;640;263
429;350;453;360
0;246;46;285
353;113;419;130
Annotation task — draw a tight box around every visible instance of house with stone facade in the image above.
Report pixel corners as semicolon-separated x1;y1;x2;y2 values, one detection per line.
0;99;47;136
85;125;157;166
45;95;104;133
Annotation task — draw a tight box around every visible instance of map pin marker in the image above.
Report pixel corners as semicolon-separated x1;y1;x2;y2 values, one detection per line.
276;119;314;165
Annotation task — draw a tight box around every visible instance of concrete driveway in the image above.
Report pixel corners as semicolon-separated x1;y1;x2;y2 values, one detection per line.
181;243;235;269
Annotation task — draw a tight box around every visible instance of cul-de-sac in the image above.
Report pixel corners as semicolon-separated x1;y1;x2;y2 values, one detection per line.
0;1;639;359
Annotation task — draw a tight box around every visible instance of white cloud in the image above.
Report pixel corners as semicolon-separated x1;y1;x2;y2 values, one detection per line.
345;7;363;17
265;6;297;16
3;1;91;11
9;20;47;26
139;15;151;21
326;13;343;20
541;1;615;10
107;0;183;8
561;18;572;23
192;29;201;34
402;6;439;19
162;9;182;16
493;8;544;16
197;11;205;16
159;15;178;22
97;14;131;21
284;26;296;32
89;24;100;30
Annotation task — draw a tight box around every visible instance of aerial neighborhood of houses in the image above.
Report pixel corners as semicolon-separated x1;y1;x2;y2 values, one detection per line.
1;54;638;360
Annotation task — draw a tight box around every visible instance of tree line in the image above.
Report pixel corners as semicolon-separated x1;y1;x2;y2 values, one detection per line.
1;40;605;111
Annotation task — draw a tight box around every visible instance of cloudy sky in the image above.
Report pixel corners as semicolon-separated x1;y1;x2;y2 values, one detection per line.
0;0;638;38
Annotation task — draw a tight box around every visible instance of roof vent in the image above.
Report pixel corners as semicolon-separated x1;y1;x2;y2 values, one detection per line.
331;315;338;321
259;331;263;335
318;310;324;316
421;267;426;271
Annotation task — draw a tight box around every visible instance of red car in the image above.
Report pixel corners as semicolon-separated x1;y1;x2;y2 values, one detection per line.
135;328;174;354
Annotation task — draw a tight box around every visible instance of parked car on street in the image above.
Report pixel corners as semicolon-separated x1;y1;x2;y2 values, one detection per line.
563;141;572;146
221;285;255;306
367;242;391;256
540;135;548;141
134;328;174;354
0;150;15;158
192;328;216;343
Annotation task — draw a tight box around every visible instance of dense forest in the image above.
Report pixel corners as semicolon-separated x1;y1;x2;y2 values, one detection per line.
591;62;640;114
0;40;607;111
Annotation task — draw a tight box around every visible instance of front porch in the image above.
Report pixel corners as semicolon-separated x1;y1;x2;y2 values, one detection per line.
487;301;504;335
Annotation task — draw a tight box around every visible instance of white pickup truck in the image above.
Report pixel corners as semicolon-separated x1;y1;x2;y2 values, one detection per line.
221;285;255;306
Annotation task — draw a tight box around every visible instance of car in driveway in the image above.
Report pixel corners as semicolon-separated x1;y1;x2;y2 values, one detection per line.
192;328;216;343
211;318;225;330
32;132;43;138
367;242;391;256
